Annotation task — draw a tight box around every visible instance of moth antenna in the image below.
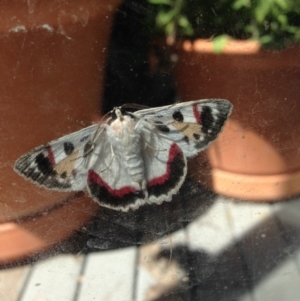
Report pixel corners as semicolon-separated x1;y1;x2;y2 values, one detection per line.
120;103;150;110
91;127;105;144
67;117;90;127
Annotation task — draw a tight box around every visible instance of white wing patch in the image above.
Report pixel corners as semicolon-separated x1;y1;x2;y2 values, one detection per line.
14;99;232;211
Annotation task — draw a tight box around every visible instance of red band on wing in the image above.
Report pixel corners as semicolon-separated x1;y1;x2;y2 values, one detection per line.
148;143;181;187
46;146;55;165
193;104;201;124
88;170;138;198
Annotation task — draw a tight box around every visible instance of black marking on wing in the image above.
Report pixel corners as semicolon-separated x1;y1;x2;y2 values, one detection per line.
35;153;56;175
84;141;93;157
60;171;67;179
193;101;232;152
14;149;72;189
88;176;144;209
193;133;200;140
173;110;184;122
155;121;170;133
64;142;75;155
183;136;189;144
201;106;213;134
80;135;90;143
84;142;93;153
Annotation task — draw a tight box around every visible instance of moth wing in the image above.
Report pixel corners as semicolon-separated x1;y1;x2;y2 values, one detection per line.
87;127;187;211
142;127;187;204
14;124;100;191
135;99;232;157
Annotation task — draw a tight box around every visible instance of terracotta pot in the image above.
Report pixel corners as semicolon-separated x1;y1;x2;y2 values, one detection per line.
0;0;122;264
174;39;300;201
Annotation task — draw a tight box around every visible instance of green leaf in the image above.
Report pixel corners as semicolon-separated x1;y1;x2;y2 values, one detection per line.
258;34;274;45
165;21;175;36
177;15;189;27
277;14;288;26
254;1;272;23
233;0;251;10
212;35;230;54
157;10;175;27
274;0;289;10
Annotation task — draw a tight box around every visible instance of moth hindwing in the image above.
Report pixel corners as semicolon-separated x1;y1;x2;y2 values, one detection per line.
14;99;232;211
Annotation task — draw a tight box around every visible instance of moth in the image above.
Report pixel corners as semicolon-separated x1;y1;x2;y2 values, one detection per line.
14;99;232;211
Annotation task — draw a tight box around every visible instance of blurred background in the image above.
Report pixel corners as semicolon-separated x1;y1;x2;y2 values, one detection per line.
0;0;300;300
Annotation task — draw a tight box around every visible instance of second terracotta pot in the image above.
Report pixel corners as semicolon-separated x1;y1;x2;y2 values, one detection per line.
174;39;300;201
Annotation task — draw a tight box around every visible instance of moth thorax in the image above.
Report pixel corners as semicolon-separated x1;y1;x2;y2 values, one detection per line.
110;115;135;137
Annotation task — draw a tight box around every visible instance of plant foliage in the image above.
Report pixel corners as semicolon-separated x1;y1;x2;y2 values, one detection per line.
148;0;300;48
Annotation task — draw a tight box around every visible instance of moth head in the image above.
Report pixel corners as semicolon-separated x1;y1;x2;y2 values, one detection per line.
108;107;136;123
114;108;124;121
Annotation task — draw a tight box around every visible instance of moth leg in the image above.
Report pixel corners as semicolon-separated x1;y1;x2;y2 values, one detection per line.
134;117;145;130
140;179;148;199
144;142;167;152
83;141;95;157
100;144;115;172
81;127;106;167
138;121;168;152
65;141;95;171
143;127;174;152
91;127;105;144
